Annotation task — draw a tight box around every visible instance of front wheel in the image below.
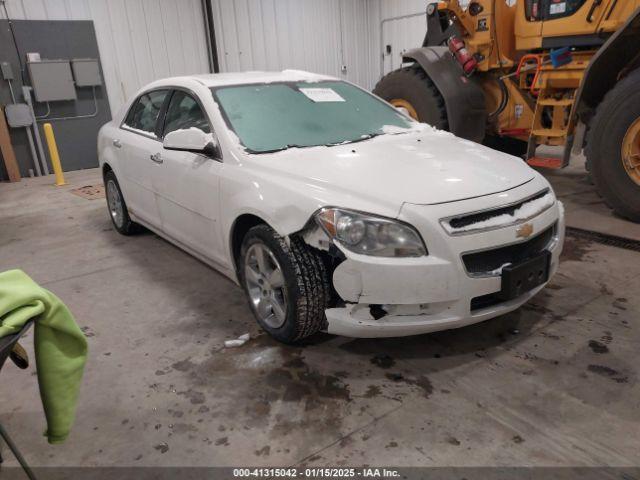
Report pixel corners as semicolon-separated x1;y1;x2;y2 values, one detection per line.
239;225;330;343
586;69;640;222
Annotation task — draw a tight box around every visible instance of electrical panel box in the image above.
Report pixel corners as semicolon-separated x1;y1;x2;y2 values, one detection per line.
1;62;14;80
27;60;77;102
71;58;101;87
5;104;33;128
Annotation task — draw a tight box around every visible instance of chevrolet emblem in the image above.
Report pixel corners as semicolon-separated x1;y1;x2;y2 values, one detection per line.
516;223;534;239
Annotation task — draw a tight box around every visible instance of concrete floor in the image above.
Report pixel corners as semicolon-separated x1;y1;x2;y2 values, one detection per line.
0;166;639;468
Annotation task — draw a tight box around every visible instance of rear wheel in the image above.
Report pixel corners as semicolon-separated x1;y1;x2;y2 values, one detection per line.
373;66;448;129
586;69;640;222
239;225;330;343
104;170;140;235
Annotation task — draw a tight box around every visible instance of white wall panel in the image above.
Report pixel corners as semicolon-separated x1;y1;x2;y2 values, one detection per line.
211;0;374;88
141;0;172;80
1;0;210;115
209;0;428;91
64;0;91;20
123;0;156;88
368;0;428;80
19;0;49;19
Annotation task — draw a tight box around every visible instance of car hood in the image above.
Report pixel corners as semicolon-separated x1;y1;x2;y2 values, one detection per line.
243;128;536;207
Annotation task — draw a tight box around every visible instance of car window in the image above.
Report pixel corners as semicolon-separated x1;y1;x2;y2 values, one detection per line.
547;0;587;18
123;90;169;137
211;81;413;153
525;0;542;20
163;91;211;136
526;0;586;20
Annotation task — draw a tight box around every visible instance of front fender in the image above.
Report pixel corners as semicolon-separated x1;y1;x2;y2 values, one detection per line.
403;47;487;143
222;181;318;241
219;163;403;272
220;174;322;272
220;181;322;285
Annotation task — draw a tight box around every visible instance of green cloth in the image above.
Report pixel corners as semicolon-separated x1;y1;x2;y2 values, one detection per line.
0;269;88;444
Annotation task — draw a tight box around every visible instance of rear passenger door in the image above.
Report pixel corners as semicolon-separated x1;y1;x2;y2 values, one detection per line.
119;89;169;227
152;89;224;262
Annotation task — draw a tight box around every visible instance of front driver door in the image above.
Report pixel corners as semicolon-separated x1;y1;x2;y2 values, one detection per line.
151;89;224;263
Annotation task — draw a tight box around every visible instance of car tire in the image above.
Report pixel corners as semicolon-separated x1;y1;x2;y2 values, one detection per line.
373;65;448;129
104;170;141;235
239;224;330;343
585;69;640;222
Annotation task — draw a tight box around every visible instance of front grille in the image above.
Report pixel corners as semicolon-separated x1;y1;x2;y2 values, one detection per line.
447;190;549;231
462;225;554;276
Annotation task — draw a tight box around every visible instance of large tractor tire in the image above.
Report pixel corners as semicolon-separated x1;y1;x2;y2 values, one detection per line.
373;66;448;130
586;69;640;222
483;135;528;158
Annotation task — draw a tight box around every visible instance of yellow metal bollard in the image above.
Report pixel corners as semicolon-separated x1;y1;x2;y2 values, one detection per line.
43;123;66;186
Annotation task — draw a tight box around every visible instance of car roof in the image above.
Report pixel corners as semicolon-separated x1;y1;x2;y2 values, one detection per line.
146;70;338;90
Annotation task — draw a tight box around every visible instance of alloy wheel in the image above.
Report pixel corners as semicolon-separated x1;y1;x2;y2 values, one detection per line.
243;243;288;328
106;179;124;228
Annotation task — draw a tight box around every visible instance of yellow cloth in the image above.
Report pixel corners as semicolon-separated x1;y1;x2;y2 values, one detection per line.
0;269;88;444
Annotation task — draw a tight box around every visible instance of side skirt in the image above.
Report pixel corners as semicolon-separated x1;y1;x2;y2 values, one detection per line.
129;213;239;285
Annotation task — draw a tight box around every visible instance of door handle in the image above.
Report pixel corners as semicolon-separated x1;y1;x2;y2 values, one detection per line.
113;139;122;148
150;153;163;164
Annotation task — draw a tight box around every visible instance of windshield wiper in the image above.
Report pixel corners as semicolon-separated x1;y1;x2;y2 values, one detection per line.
325;133;382;147
253;135;381;154
251;144;307;154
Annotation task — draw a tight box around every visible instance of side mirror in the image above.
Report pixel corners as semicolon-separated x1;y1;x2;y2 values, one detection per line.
163;128;221;159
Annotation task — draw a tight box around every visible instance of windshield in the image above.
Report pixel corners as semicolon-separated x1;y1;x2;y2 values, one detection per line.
211;81;414;153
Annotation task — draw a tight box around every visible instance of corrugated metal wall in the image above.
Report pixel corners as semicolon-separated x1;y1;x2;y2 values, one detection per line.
211;0;429;91
0;0;210;115
211;0;371;88
1;0;429;111
369;0;428;79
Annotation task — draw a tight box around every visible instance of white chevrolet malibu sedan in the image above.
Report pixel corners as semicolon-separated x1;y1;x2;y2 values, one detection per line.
98;70;565;343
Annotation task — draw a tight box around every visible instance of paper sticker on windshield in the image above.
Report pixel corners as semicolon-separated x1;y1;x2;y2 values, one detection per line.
299;88;345;103
549;2;566;14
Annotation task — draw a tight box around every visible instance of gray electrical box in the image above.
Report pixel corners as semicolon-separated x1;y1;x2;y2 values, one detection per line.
5;104;33;128
71;58;101;87
1;62;14;80
27;60;77;102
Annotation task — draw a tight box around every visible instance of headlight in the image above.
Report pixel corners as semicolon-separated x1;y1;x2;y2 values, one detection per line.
315;208;427;257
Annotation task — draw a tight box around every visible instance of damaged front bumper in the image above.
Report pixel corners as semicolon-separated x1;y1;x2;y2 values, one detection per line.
324;187;565;338
325;285;547;337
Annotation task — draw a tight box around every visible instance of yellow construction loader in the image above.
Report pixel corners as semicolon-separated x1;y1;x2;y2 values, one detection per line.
373;0;640;221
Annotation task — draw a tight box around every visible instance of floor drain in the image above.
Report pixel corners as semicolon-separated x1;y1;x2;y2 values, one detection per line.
566;226;640;252
70;184;105;200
